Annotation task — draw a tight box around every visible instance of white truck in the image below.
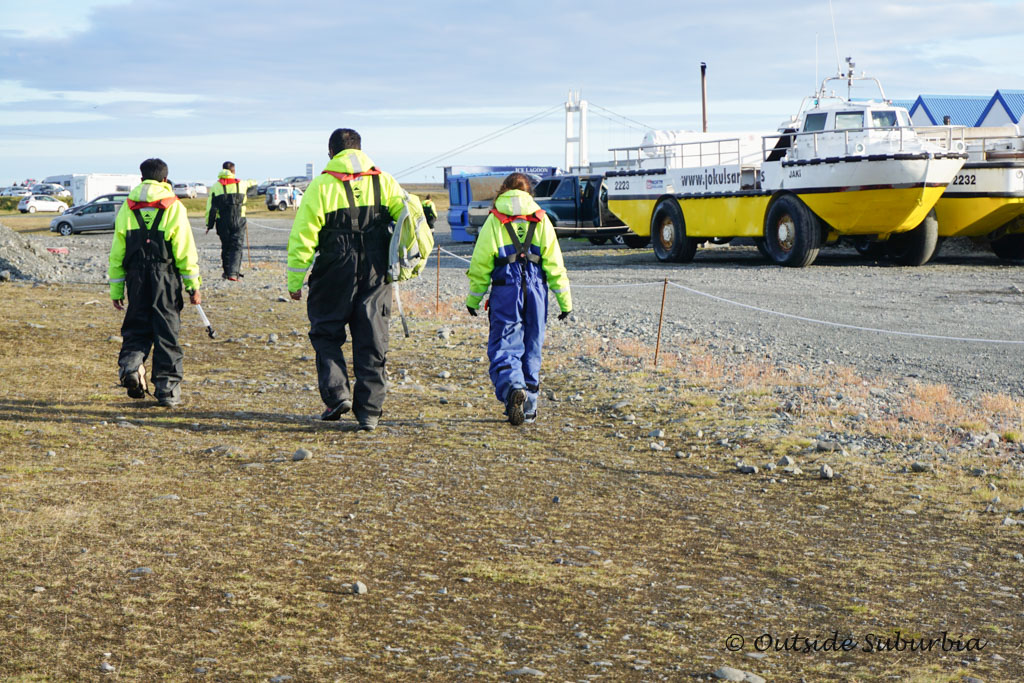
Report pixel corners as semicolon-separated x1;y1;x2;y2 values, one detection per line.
43;173;138;206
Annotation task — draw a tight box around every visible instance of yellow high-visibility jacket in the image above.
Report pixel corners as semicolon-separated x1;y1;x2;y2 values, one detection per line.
466;189;571;312
204;170;253;227
108;180;201;300
287;149;426;292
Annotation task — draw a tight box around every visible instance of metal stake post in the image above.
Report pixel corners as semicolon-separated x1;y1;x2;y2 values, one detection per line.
654;278;668;367
435;242;441;316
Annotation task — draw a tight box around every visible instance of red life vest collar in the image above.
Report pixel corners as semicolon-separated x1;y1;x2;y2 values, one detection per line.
322;168;382;182
218;177;240;186
489;208;545;224
127;197;177;210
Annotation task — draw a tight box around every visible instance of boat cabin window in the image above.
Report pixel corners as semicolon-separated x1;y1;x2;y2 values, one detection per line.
897;110;911;127
835;112;865;130
803;113;828;132
870;110;898;128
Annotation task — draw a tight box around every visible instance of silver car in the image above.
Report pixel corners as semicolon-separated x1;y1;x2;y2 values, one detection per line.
50;196;126;235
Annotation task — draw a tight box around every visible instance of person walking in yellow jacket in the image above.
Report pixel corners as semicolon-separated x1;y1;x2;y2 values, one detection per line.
205;161;252;280
287;128;425;430
465;173;572;425
108;158;201;407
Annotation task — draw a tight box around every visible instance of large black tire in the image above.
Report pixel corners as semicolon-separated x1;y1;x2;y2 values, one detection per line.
622;233;650;249
886;210;938;266
990;234;1024;261
57;222;74;236
650;199;697;262
278;201;287;211
588;237;608;246
753;237;770;259
762;194;821;267
853;237;885;260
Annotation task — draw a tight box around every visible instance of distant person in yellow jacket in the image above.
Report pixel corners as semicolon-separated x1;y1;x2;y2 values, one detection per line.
205;161;252;280
465;173;572;425
286;128;424;430
108;158;202;407
422;194;437;230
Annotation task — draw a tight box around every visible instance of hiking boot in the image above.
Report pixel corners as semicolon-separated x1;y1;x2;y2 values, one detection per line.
157;394;181;408
321;399;353;421
523;393;538;424
357;414;379;432
120;364;147;399
223;274;238;281
505;388;526;426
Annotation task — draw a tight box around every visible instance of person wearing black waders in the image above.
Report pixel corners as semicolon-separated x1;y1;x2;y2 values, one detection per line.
421;194;437;231
205;161;252;280
108;158;202;408
465;173;572;425
287;128;430;431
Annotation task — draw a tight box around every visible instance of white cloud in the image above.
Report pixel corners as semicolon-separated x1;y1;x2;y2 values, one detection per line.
0;0;132;40
0;80;202;107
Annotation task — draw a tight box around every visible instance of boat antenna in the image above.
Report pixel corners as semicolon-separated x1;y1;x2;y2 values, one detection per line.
828;0;842;76
814;33;819;98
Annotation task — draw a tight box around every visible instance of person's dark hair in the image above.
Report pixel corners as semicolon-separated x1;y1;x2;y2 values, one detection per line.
222;161;235;171
140;158;169;182
492;172;533;208
328;128;361;156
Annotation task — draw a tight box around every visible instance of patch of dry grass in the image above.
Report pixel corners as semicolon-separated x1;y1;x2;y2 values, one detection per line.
0;280;1021;680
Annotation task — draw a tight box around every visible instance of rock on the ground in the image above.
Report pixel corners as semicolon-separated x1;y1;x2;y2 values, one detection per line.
712;666;765;683
292;447;312;462
820;464;834;480
505;667;545;677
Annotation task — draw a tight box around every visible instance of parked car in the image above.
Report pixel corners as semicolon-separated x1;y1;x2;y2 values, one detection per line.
31;183;71;198
50;196;125;235
19;194;67;214
283;175;311;191
62;193;129;215
256;179;282;195
172;183;196;199
1;186;31;197
189;182;208;196
266;185;303;211
531;174;636;245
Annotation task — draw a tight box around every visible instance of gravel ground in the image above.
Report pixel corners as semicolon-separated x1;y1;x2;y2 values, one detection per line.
5;215;1024;398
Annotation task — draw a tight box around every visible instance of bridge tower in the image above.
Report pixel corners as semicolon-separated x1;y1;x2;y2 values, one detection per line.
565;90;589;172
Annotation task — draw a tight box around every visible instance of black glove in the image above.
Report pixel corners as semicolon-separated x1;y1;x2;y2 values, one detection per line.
558;310;571;321
467;306;478;317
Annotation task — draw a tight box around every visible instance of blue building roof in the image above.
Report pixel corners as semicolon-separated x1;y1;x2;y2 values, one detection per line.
909;95;991;125
977;89;1024;125
889;98;915;111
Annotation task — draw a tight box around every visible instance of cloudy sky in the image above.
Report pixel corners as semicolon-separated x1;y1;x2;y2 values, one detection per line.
1;0;1022;185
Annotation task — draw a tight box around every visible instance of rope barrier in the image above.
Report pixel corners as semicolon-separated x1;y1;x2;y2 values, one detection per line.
439;247;1024;345
246;219;290;233
666;280;1024;345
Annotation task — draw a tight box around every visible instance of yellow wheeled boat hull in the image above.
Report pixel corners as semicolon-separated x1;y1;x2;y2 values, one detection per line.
608;185;945;240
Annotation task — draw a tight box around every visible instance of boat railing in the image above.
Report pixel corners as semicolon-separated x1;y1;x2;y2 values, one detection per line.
917;126;1023;160
761;126;967;162
608;138;745;170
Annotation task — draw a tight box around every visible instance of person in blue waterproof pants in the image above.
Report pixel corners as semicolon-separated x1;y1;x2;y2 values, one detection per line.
465;173;572;425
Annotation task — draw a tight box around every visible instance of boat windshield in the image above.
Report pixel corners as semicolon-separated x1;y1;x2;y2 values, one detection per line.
870;110;898;128
835;112;865;130
803;112;828;132
897;110;910;127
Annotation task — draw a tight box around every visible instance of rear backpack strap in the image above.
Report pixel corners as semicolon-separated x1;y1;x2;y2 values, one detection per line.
130;207;168;262
131;207;166;236
521;221;541;264
371;173;382;213
340;180;359;231
502;221;526;265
